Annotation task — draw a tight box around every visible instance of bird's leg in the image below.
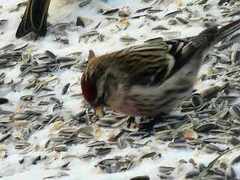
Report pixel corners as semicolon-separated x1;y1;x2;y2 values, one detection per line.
126;116;136;129
137;113;168;133
126;116;153;131
138;118;156;133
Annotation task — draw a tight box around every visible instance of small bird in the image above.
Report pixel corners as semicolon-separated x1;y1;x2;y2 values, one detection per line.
81;19;240;119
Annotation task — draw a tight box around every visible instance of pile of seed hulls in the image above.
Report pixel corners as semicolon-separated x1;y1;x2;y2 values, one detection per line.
1;0;240;179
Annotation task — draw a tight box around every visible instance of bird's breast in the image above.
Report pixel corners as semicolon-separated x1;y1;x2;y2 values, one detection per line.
105;84;142;116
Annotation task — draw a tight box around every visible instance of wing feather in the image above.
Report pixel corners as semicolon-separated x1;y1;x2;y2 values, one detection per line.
98;37;199;87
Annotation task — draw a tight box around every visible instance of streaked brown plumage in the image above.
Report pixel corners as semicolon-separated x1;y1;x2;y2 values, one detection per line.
81;19;240;117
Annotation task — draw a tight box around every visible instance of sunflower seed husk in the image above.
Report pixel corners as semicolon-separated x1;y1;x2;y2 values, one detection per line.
152;25;169;31
78;0;92;7
130;176;150;180
76;16;85;27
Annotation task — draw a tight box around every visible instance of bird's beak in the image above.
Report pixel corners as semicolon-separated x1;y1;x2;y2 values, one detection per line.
95;106;104;117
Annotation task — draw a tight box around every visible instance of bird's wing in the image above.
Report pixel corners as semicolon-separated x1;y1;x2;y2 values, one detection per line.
112;37;200;86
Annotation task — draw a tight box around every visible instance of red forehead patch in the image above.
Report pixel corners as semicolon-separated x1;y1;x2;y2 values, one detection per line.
81;73;97;106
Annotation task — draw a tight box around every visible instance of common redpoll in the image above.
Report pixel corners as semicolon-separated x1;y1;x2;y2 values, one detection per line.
81;19;240;118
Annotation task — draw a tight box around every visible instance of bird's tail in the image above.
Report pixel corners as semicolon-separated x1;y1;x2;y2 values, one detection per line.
199;18;240;47
16;0;51;38
214;18;240;44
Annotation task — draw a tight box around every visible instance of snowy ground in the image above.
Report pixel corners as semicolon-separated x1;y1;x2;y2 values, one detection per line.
0;0;240;180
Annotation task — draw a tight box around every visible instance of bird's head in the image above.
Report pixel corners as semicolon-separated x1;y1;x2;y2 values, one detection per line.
81;50;104;117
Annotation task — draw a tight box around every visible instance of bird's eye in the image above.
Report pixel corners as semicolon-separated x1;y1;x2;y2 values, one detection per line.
81;73;97;106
